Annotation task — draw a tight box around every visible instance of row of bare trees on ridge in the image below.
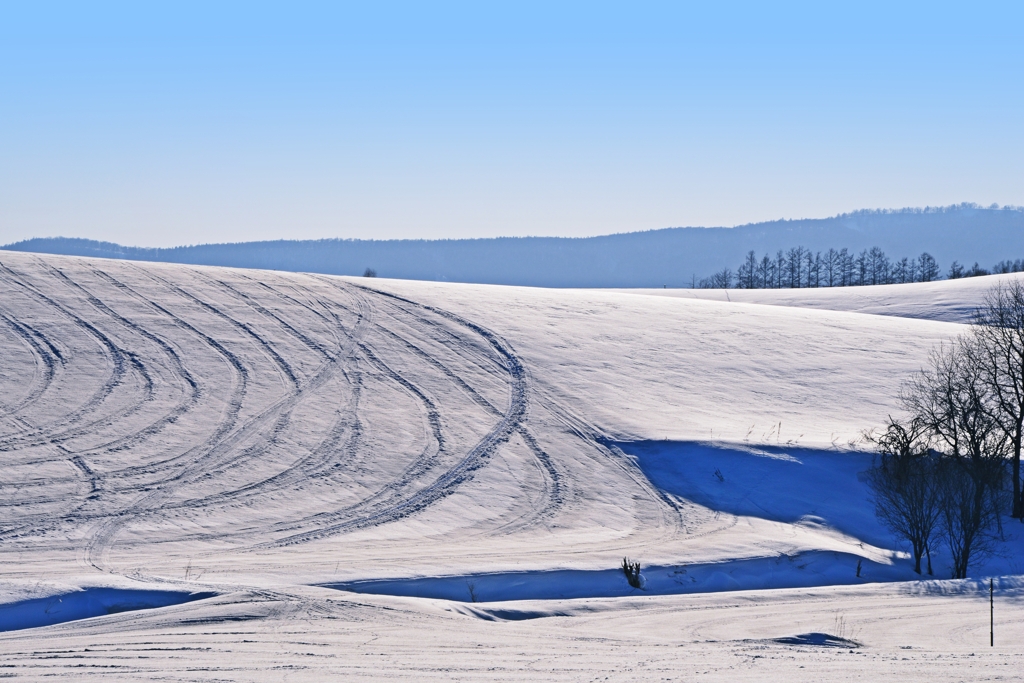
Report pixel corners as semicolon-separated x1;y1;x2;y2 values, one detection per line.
868;281;1024;579
698;245;1024;289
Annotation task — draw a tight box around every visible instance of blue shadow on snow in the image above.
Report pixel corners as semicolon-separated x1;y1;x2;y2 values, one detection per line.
616;440;891;548
0;588;217;632
328;550;904;605
327;441;916;605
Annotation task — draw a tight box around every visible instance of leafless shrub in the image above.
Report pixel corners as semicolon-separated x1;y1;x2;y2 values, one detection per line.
621;558;642;589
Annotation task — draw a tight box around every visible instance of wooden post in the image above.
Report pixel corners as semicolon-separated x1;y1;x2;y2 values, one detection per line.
990;578;994;647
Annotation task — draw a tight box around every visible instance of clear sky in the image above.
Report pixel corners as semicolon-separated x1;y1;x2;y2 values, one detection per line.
2;2;1022;247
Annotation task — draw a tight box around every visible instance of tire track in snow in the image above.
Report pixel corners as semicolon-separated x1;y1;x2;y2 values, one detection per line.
0;312;63;419
0;262;249;542
83;277;374;569
137;267;300;391
196;272;337;361
0;349;152;453
185;321;439;543
0;262;144;451
362;291;568;533
119;269;359;508
156;283;373;512
489;426;566;534
369;315;504;416
232;273;351;354
531;382;690;545
75;270;249;481
261;286;531;546
20;265;202;457
78;267;255;570
162;377;359;512
2;266;555;563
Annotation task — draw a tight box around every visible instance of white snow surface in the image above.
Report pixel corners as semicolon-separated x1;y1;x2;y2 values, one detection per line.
610;272;1024;323
1;250;1022;681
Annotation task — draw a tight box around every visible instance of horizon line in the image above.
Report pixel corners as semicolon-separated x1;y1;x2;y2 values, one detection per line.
4;202;1023;252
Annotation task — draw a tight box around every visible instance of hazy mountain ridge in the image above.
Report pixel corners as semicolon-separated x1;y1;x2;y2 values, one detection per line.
5;204;1023;287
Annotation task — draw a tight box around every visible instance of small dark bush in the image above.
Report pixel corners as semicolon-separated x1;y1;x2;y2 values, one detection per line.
621;557;642;589
363;267;377;277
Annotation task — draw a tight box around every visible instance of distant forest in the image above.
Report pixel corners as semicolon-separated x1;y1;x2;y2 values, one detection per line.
698;246;1024;289
5;205;1024;288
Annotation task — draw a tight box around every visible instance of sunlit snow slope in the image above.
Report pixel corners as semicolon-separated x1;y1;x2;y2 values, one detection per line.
610;272;1024;323
1;251;1021;681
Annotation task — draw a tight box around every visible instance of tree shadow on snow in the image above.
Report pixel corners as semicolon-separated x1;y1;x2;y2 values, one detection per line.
612;440;891;548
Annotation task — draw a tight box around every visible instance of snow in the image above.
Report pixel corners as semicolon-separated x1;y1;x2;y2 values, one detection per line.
0;250;1022;680
609;272;1024;323
626;442;889;545
0;587;215;632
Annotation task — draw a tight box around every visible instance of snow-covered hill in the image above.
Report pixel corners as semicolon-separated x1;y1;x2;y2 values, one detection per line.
611;272;1024;323
0;251;1020;681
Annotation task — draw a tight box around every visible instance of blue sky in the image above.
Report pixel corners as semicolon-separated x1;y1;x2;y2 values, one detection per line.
2;2;1021;246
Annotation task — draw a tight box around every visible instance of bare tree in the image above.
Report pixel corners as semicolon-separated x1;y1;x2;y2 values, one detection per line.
993;259;1024;275
774;250;786;288
805;250;821;288
758;254;773;289
824;248;840;287
840;248;855;287
866;417;942;574
966;262;990;277
867;246;890;285
936;457;1003;579
698;267;732;289
786;246;805;288
971;280;1024;518
917;253;940;282
737;251;758;289
855;250;868;286
902;337;1007;578
893;257;911;284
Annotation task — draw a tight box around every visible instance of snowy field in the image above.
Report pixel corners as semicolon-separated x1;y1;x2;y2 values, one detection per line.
0;250;1022;681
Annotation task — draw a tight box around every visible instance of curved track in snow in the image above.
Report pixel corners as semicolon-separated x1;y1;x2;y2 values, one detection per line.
1;251;1017;683
0;253;621;578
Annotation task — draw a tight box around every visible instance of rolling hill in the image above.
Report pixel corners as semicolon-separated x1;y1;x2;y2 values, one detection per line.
0;249;1021;680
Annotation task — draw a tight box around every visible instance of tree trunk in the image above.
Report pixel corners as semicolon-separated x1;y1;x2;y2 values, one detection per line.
1013;436;1023;520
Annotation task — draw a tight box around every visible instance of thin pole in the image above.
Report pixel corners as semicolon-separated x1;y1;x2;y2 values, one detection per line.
990;578;994;647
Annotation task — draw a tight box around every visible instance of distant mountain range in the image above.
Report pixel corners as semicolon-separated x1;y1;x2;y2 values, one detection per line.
4;204;1023;288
